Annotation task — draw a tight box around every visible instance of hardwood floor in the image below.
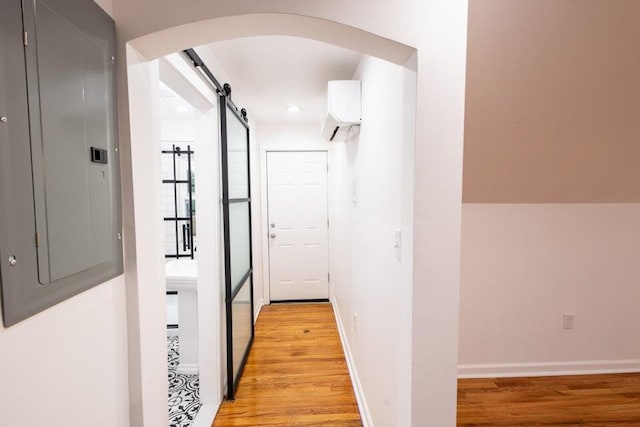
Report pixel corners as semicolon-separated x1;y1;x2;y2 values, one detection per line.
458;373;640;426
213;303;362;427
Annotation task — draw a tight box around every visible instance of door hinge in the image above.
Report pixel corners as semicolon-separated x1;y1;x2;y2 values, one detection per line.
328;272;330;282
23;32;28;47
327;218;329;228
327;163;329;173
35;232;40;247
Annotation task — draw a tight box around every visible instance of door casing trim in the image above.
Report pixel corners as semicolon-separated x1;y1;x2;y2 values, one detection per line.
259;148;330;305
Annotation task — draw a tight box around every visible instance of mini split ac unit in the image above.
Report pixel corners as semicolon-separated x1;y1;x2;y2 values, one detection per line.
321;80;362;141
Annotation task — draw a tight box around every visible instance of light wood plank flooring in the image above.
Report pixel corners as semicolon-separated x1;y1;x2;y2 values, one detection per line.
213;303;362;426
458;373;640;426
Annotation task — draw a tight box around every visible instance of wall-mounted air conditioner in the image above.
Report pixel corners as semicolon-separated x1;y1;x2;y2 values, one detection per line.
321;80;361;141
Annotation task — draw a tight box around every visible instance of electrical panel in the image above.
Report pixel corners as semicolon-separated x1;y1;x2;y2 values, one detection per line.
0;0;122;326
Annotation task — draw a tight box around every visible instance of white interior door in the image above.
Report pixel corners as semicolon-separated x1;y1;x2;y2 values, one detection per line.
267;151;329;300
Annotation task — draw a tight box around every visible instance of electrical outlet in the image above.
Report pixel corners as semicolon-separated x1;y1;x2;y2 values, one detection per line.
353;312;358;333
563;313;575;330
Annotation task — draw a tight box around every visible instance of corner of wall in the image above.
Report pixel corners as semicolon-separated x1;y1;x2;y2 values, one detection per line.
93;0;114;18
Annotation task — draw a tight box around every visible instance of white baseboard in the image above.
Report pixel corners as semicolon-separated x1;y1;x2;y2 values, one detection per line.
458;359;640;378
191;403;218;427
254;298;264;322
331;297;373;427
222;377;227;399
177;363;199;375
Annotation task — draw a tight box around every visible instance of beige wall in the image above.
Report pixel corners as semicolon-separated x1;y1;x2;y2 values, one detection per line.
463;0;640;203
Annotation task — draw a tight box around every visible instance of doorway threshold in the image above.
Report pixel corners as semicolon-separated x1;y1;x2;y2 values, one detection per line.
270;299;330;304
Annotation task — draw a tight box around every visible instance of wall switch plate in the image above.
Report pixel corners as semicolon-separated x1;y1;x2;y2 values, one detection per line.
563;313;575;330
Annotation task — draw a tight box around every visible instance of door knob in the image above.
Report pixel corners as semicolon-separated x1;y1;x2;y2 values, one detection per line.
270;233;276;239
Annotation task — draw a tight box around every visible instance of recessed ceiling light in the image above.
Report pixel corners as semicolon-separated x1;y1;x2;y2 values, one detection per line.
285;105;301;113
176;105;189;113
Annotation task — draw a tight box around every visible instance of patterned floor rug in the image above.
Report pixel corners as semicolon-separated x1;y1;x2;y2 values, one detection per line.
168;336;201;427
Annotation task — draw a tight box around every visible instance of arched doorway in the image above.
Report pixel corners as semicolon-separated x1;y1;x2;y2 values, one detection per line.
119;8;466;427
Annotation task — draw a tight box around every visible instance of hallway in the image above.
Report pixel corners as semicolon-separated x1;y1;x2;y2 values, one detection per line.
213;304;362;426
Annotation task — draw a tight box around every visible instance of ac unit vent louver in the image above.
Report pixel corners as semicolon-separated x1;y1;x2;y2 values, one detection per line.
321;80;361;141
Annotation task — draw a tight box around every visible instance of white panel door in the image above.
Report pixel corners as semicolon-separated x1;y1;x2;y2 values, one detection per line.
267;151;329;300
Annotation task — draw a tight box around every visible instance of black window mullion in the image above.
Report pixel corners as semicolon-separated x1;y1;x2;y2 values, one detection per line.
224;198;251;204
230;268;253;301
186;144;194;259
172;144;180;258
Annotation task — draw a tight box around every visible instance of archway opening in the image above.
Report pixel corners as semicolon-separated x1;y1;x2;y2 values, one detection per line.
121;13;417;427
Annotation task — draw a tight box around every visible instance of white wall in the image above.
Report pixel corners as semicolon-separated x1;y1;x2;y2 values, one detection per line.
123;51;168;427
249;123;264;314
459;204;640;376
0;2;130;427
0;278;130;427
257;122;330;151
192;106;224;417
160;120;194;141
329;55;414;427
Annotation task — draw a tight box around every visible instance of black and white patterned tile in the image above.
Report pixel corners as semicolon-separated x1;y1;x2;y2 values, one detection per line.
168;336;201;427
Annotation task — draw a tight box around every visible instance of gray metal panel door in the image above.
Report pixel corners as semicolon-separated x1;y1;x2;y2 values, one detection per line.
0;0;122;326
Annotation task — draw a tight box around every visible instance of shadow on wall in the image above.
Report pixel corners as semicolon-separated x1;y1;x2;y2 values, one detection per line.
346;127;360;163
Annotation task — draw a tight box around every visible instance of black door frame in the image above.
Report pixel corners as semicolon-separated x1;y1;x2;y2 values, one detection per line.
219;94;254;400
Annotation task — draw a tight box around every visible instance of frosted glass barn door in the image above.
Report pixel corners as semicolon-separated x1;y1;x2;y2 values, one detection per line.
220;95;253;401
